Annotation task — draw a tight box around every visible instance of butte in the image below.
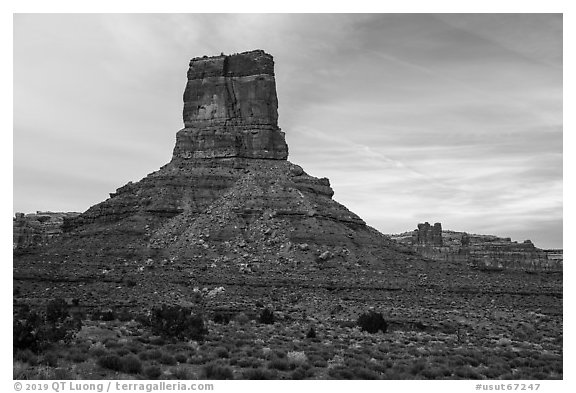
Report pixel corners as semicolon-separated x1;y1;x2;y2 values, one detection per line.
14;50;438;312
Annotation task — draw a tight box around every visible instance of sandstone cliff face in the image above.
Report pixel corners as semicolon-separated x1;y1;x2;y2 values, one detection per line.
175;50;288;160
13;212;80;249
390;224;562;271
414;222;443;246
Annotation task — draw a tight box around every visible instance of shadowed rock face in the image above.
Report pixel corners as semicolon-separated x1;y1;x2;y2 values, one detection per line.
176;50;288;160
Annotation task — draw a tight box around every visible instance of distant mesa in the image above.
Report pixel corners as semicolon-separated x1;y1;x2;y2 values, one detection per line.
389;222;562;272
13;211;80;250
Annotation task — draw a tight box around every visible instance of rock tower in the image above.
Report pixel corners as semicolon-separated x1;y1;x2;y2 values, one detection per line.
15;50;422;308
175;50;288;160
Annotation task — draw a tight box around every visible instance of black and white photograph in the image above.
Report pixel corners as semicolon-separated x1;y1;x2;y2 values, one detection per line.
10;8;566;388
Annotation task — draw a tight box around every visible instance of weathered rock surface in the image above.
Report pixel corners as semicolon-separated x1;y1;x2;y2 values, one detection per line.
390;223;562;271
415;222;443;246
13;211;80;249
175;50;288;160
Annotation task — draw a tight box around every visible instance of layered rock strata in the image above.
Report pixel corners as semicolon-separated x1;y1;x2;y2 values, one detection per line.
390;223;561;271
13;211;80;249
175;50;288;160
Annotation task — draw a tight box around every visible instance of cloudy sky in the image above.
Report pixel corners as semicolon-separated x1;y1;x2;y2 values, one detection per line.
13;14;563;248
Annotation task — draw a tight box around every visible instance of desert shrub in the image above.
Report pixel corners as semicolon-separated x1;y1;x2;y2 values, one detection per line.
454;366;482;379
306;327;316;339
13;309;43;352
175;353;188;363
214;346;229;359
140;349;162;360
120;355;142;374
150;304;207;341
89;342;108;357
142;349;162;360
98;354;122;371
118;309;133;322
422;366;452;379
328;366;380;379
172;366;193;379
115;347;130;357
268;358;291;371
287;351;308;367
100;309;117;321
160;354;177;365
103;338;122;349
13;303;82;352
291;366;315;379
46;298;69;324
144;366;162;379
242;368;277;380
68;351;88;363
125;279;137;288
150;336;166;346
39;351;59;367
236;356;262;368
448;355;468;367
328;366;355;379
202;363;234;380
188;355;205;365
351;367;381;379
311;357;328;368
213;312;231;325
14;349;38;366
482;367;505;379
409;360;427;376
235;312;250;325
357;311;388;334
134;312;151;327
126;342;143;355
259;308;275;324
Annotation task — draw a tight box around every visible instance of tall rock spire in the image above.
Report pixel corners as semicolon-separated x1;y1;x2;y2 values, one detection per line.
173;50;288;160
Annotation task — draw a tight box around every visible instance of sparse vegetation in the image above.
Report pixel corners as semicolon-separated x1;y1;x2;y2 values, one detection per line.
144;365;162;379
150;304;207;341
202;363;234;380
357;311;388;334
259;308;275;325
306;327;316;339
120;355;142;374
97;355;122;371
13;300;82;353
